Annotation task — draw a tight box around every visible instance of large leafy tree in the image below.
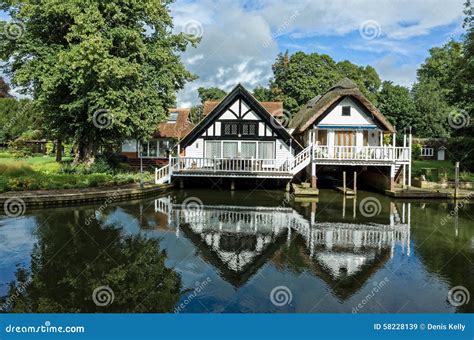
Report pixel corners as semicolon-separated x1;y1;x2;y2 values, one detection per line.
189;86;226;123
412;79;452;137
0;98;38;143
269;51;381;114
0;0;196;165
377;81;417;133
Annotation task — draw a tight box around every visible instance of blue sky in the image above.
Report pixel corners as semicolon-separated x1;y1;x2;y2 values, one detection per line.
1;0;467;106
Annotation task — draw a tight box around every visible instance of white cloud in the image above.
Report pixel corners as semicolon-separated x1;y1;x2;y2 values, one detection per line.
170;0;465;106
372;55;419;88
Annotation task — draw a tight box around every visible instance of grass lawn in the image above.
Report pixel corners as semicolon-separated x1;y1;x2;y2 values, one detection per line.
0;152;153;193
412;159;474;182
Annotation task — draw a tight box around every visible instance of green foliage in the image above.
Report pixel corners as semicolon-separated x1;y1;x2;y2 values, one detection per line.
0;98;39;143
252;86;272;101
0;154;152;192
412;143;422;160
412;80;452;137
447;136;474;171
377;81;417;132
0;0;196;164
269;51;381;114
190;86;227;123
5;212;181;312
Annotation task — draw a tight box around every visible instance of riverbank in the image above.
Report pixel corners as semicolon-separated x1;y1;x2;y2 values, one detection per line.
0;183;172;208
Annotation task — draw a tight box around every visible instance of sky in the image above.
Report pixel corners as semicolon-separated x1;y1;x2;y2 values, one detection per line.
0;0;467;106
169;0;466;107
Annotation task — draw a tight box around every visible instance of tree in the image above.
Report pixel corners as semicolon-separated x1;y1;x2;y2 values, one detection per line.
0;0;196;165
0;98;38;143
4;209;181;313
190;86;226;123
411;79;452;137
269;51;381;114
0;76;11;98
377;81;417;132
252;86;272;101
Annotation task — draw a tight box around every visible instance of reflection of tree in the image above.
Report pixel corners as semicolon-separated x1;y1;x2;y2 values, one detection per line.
4;209;181;313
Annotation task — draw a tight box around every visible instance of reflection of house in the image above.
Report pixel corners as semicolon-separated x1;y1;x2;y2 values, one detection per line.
155;197;411;292
413;138;447;161
121;108;194;168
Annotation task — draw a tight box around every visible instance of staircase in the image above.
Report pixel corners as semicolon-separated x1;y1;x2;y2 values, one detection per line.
155;164;171;184
289;144;313;175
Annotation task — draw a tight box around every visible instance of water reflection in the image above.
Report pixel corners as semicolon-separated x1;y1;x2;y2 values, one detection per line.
1;190;472;313
155;195;411;298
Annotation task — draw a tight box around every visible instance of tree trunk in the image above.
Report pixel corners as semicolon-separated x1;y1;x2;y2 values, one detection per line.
73;138;96;166
55;138;62;162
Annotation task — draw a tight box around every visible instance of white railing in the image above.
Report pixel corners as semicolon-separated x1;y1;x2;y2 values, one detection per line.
170;157;290;173
313;146;410;162
290;144;312;173
155;164;170;184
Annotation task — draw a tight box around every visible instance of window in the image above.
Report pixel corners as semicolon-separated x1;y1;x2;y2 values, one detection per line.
258;142;275;159
421;148;434;157
342;106;351;116
317;130;327;145
241;142;257;158
205;141;221;158
168;112;179;123
222;122;239;136
241;122;258;136
223;142;238;158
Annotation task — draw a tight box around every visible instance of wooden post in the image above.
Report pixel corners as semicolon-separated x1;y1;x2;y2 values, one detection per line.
454;162;459;199
408;128;412;188
343;171;346;195
353;171;357;194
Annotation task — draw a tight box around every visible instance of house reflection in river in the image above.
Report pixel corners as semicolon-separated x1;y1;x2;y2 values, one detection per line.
154;196;411;294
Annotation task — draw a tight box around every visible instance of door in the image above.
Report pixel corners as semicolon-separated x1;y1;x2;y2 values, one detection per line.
437;149;445;161
335;130;355;158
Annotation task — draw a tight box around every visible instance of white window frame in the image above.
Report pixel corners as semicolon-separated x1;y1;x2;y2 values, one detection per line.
421;147;434;157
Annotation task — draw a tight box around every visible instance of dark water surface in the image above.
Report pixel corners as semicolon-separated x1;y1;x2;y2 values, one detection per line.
0;189;473;313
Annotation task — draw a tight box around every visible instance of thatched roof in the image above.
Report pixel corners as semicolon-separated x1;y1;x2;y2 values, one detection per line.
153;108;194;139
289;78;395;133
203;100;284;117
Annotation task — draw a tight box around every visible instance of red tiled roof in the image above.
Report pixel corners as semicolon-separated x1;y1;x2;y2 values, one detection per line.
154;108;194;139
202;101;284;117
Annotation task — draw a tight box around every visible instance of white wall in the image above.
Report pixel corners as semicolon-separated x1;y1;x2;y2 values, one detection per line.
317;97;376;128
186;138;204;157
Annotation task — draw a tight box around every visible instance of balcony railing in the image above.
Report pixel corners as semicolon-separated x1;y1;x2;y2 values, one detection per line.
313;145;410;162
170;157;290;173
